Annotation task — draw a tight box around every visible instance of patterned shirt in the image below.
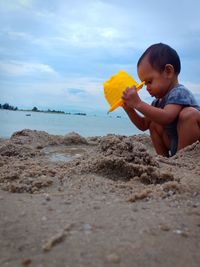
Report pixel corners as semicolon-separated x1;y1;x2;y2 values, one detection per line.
152;84;200;110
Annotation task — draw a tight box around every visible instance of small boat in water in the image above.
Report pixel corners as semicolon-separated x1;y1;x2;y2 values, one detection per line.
25;114;31;116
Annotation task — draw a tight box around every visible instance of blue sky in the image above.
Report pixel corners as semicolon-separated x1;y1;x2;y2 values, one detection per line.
0;0;200;115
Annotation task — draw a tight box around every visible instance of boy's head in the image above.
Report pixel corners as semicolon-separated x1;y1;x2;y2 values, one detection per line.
137;43;181;75
137;43;181;98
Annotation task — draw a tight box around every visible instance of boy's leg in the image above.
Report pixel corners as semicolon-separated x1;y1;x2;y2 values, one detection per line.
149;121;170;157
177;107;200;150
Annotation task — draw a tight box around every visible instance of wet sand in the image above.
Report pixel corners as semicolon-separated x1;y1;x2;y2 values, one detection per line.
0;129;200;267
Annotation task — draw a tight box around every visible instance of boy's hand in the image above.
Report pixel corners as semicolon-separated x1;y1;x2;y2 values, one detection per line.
122;86;142;109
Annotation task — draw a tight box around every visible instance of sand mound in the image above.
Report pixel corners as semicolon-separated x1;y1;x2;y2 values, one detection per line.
98;134;157;165
11;129;87;148
0;130;199;198
75;134;174;184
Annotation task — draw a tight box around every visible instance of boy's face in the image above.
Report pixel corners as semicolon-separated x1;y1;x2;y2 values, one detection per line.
137;56;174;98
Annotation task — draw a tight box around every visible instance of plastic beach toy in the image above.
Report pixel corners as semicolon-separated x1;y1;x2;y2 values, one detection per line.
104;70;145;112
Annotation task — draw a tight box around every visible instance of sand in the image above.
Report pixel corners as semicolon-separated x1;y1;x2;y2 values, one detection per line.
0;129;200;267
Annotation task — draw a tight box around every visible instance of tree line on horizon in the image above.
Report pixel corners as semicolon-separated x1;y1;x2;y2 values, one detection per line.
0;103;65;113
0;103;87;115
0;103;18;110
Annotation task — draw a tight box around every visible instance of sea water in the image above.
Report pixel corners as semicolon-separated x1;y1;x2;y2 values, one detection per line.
0;109;144;139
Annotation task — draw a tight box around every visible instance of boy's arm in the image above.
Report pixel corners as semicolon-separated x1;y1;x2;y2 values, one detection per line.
123;105;151;131
122;86;183;125
135;102;182;125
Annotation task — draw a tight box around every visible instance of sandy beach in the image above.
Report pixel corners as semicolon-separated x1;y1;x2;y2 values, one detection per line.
0;129;200;267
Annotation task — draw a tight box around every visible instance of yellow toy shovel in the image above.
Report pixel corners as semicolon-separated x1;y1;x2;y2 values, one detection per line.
104;70;145;113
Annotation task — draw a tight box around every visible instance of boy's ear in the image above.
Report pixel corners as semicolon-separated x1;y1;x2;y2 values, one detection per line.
164;64;175;75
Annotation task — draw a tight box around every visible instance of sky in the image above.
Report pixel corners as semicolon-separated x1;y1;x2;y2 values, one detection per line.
0;0;200;115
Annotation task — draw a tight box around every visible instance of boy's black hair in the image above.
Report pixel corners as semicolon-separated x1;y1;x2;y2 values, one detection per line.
137;43;181;74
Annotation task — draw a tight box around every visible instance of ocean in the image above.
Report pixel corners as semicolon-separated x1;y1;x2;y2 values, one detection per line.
0;110;145;139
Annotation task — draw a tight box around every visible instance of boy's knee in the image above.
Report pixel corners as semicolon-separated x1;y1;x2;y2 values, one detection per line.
149;121;162;134
179;107;200;123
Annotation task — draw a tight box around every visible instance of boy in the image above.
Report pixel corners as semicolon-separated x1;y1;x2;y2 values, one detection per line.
122;43;200;157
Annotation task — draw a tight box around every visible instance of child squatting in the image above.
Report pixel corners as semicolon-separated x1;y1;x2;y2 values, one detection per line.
122;43;200;157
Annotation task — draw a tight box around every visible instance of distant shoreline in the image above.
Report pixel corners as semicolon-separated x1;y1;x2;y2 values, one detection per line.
0;109;96;117
0;108;124;119
0;102;90;115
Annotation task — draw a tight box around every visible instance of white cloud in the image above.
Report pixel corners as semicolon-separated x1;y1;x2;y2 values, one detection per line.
29;76;104;98
0;60;57;76
7;31;34;41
